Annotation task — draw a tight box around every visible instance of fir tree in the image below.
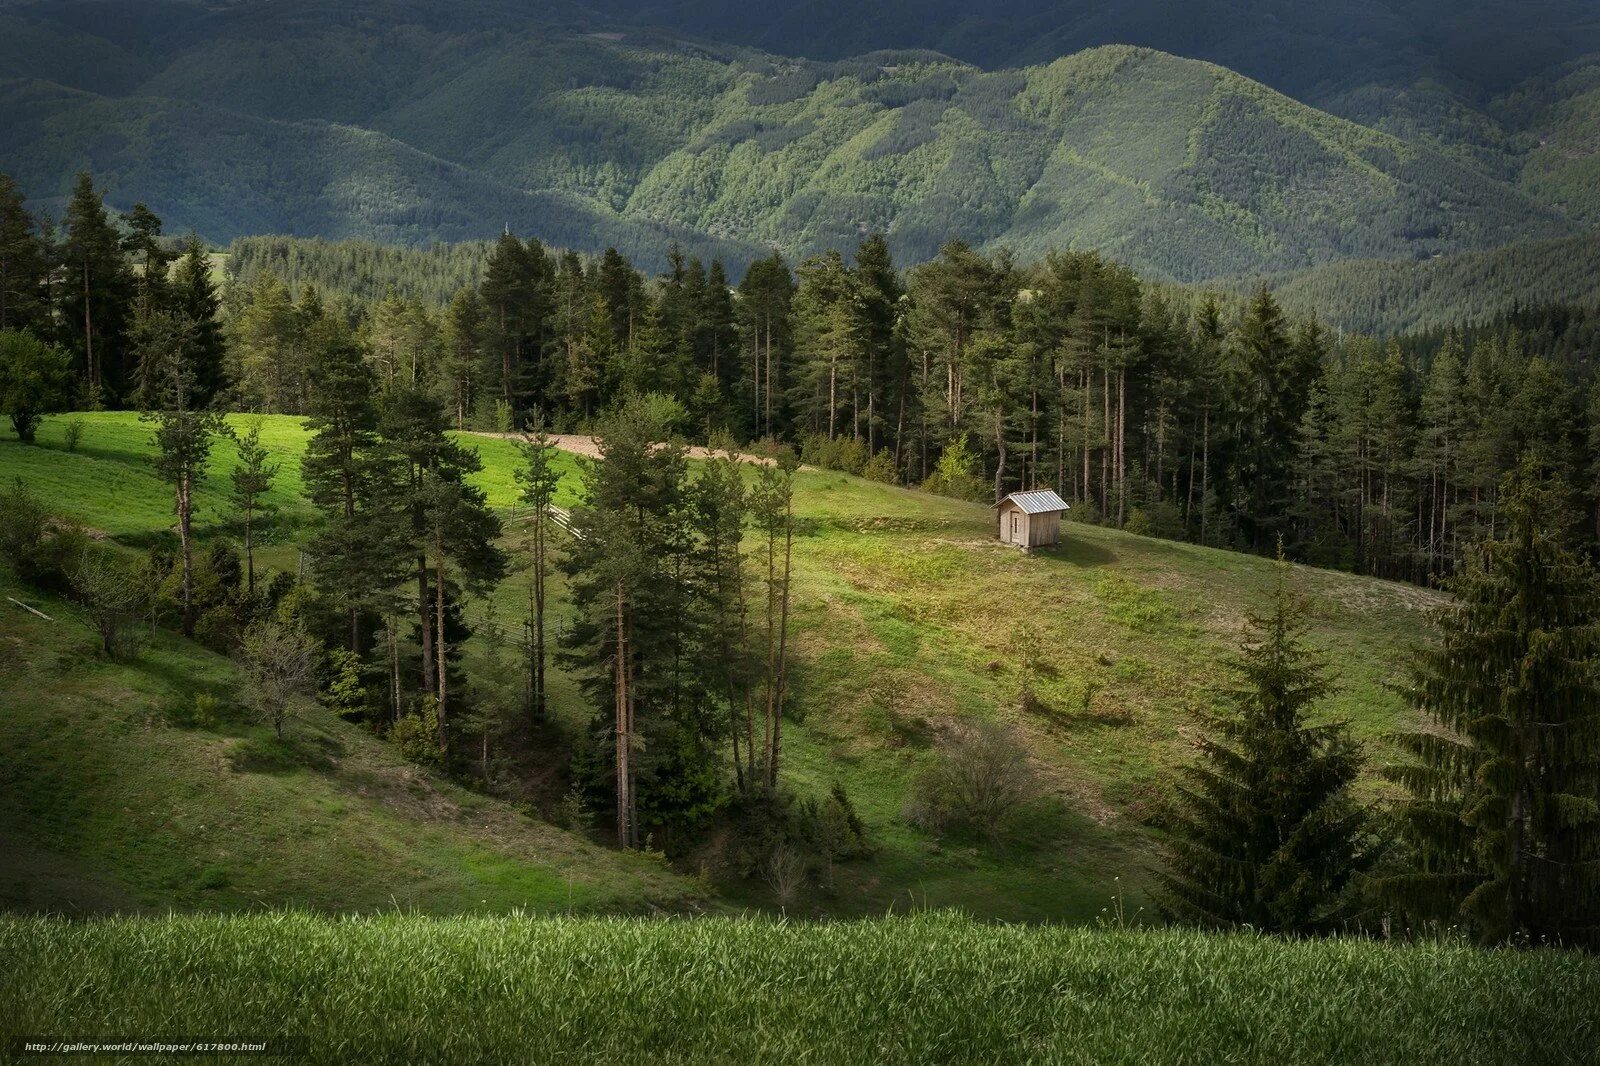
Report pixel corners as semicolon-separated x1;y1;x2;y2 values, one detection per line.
1381;459;1600;948
1162;556;1371;934
230;420;279;600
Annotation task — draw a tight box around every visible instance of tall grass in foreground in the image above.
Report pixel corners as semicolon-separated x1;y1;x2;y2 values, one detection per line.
4;913;1596;1063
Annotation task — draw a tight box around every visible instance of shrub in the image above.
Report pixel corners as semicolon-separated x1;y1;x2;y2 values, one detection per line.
0;477;49;567
800;434;870;475
922;436;987;502
906;720;1038;839
69;547;148;661
194;605;240;652
392;698;443;768
860;449;899;484
63;418;84;452
167;692;222;730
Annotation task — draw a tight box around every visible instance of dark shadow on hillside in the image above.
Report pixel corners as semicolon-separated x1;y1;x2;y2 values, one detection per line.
1042;536;1117;568
227;731;343;774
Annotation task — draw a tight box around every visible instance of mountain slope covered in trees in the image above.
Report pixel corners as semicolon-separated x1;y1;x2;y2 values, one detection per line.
0;0;1588;281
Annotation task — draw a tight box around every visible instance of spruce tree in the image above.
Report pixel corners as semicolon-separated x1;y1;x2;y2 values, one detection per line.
169;237;225;406
1162;557;1370;934
1381;459;1600;948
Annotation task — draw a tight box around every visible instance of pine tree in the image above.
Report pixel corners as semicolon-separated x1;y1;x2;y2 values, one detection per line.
562;394;719;847
419;439;507;751
301;323;401;653
1162;556;1371;934
750;445;798;790
1381;459;1600;948
59;173;132;403
440;287;483;429
0;172;46;334
516;419;562;723
691;438;755;790
140;310;227;638
120;202;171;317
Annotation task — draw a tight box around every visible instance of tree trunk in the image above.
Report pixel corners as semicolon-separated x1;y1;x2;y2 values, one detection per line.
1200;407;1210;544
613;576;633;848
767;488;794;790
530;506;547;722
435;547;449;752
178;469;195;638
418;555;435;696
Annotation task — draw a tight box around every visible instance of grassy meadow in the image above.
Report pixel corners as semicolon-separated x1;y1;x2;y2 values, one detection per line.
2;411;1435;920
5;912;1597;1063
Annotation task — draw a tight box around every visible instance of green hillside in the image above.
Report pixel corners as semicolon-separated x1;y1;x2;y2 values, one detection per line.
0;563;698;915
2;412;1431;919
1226;231;1600;335
0;0;1583;280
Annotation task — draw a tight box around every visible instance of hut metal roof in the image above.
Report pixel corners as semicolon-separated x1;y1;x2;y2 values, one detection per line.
1000;489;1070;515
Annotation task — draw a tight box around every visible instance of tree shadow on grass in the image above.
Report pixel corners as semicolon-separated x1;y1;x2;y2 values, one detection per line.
227;730;343;774
1042;536;1117;568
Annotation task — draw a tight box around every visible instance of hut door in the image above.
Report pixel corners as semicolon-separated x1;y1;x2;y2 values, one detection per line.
1010;513;1020;542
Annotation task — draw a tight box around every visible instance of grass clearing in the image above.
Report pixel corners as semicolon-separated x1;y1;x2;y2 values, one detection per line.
3;413;1436;920
3;912;1595;1063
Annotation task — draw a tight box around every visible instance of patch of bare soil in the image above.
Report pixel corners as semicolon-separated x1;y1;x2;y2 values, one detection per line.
466;431;792;467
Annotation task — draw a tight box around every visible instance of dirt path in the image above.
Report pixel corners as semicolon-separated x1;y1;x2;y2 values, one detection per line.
465;431;788;466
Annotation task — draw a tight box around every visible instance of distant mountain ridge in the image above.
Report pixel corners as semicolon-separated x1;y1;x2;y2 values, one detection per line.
0;0;1594;281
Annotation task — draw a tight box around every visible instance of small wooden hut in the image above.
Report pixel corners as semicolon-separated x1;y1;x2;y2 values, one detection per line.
996;489;1069;550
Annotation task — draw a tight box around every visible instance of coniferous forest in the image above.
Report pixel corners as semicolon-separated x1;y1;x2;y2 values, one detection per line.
16;174;1598;586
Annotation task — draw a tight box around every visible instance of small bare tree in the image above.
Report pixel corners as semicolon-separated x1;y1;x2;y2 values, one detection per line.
70;547;147;660
907;720;1038;839
762;842;808;910
1011;621;1044;713
238;620;320;739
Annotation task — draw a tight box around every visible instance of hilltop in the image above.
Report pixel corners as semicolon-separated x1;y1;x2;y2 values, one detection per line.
2;412;1432;919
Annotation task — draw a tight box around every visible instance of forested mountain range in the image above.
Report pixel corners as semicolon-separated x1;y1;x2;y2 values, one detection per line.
1;0;1595;285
